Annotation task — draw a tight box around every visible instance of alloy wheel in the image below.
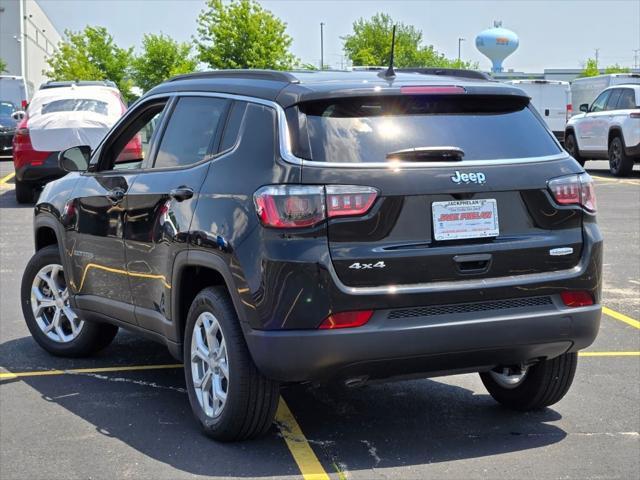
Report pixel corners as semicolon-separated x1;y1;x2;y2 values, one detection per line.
31;263;84;343
489;366;528;389
191;311;229;418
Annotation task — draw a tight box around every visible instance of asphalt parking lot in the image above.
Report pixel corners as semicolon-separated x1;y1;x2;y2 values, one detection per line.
0;158;638;480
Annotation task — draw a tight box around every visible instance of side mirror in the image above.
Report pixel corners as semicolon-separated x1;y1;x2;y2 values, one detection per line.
58;146;91;172
579;103;589;113
11;110;26;121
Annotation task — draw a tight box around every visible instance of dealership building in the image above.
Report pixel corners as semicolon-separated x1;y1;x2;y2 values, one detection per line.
0;0;60;95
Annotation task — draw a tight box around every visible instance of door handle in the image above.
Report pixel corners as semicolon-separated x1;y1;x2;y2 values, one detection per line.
169;186;194;202
106;188;125;204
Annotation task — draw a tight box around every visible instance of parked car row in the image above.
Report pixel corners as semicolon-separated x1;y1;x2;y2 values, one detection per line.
503;73;639;176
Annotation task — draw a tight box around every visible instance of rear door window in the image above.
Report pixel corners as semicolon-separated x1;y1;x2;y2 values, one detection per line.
153;96;229;169
605;89;622;111
296;95;561;162
617;89;637;109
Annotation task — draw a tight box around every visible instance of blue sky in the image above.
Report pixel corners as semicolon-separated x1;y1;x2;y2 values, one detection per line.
38;0;640;72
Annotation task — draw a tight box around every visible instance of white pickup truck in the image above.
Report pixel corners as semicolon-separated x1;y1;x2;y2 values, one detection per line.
565;84;640;176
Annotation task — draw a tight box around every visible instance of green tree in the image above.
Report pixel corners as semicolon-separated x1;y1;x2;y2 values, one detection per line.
579;58;600;77
604;64;631;74
0;58;7;73
132;33;197;93
343;13;475;69
195;0;297;69
45;26;134;100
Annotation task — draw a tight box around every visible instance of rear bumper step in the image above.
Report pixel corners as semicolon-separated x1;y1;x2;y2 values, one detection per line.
245;304;601;383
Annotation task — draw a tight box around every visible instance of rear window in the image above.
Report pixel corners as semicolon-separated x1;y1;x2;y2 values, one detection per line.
41;98;109;116
296;95;561;162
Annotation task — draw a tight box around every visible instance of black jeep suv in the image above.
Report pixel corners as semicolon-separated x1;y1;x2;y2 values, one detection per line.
21;70;602;441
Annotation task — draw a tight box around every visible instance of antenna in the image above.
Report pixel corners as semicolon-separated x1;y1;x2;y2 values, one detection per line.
379;25;397;79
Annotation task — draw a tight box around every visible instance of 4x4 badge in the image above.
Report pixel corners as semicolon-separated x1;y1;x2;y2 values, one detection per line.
451;171;486;184
349;261;386;270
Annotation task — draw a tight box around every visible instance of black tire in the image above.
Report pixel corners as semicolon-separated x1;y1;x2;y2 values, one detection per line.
15;180;34;204
21;245;119;357
564;133;585;167
183;286;279;441
480;352;578;411
608;136;634;177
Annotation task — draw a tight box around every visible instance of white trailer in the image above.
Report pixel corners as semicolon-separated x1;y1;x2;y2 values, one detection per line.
507;80;572;143
571;73;640;113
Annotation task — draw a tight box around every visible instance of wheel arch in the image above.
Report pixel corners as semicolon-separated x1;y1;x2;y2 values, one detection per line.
608;126;624;146
171;250;251;347
33;213;71;274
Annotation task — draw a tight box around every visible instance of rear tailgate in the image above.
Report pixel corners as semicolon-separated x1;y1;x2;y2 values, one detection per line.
293;91;584;289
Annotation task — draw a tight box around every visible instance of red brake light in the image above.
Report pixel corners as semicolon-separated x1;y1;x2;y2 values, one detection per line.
548;174;596;212
319;310;374;329
561;291;594;308
254;185;378;228
326;185;378;218
21;100;28;109
400;86;465;95
566;104;573;121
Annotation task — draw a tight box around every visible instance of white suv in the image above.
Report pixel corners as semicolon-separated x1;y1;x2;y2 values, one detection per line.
565;84;640;176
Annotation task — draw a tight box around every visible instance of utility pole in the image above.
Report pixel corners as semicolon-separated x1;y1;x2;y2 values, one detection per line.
633;49;640;69
458;38;465;64
320;22;325;70
594;48;599;69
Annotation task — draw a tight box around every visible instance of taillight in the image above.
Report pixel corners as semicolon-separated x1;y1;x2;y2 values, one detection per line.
21;100;28;109
560;291;594;308
566;104;573;122
548;173;596;212
318;310;374;329
325;185;378;218
253;185;378;228
630;112;640;118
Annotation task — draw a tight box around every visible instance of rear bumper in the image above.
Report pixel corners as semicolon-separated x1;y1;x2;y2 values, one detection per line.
15;152;64;185
246;303;601;383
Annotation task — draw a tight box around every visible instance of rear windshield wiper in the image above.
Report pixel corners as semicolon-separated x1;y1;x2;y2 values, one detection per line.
386;146;464;161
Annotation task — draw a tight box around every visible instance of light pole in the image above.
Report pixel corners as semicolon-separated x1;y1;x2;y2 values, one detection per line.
320;22;325;70
458;37;466;64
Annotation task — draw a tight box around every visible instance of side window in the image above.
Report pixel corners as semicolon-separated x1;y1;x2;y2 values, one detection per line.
100;101;168;171
219;101;247;152
153;97;229;169
605;89;622;111
590;91;610;112
617;89;637;109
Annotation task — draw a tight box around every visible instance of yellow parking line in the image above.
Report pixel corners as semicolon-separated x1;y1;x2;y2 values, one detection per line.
603;306;640;329
0;363;182;379
1;363;330;479
276;398;330;480
0;171;15;185
579;351;640;357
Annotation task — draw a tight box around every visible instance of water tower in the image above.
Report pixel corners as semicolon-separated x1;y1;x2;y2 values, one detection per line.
475;21;519;72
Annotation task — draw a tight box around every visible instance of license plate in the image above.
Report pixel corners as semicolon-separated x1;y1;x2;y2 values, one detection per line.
432;199;499;241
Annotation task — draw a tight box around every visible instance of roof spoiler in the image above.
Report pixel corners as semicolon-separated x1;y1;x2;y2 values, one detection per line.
396;68;494;81
169;70;300;84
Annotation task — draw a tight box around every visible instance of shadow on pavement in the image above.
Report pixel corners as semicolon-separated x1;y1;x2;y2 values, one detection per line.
1;333;568;477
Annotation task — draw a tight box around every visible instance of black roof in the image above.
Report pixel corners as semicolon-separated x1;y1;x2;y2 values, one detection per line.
148;69;528;108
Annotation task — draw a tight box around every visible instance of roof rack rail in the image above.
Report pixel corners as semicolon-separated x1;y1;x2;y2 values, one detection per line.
169;69;300;84
396;68;493;81
40;80;118;90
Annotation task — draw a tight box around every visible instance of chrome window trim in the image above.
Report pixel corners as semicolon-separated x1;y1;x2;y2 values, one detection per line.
141;91;571;169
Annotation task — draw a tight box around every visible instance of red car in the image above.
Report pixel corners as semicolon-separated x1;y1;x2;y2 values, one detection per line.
12;81;141;203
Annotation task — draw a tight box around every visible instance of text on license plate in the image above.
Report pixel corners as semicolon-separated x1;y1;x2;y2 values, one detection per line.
432;199;499;241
